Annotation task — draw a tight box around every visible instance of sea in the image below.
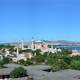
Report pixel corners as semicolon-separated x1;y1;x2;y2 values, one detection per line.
54;45;80;51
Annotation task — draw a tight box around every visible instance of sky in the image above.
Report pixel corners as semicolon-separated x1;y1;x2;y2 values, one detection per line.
0;0;80;42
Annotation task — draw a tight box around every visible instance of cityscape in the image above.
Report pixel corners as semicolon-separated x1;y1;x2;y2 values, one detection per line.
0;39;80;80
1;0;80;80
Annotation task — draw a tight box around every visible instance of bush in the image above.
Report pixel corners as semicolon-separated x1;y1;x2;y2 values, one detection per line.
70;60;80;70
34;49;41;56
24;60;33;66
10;67;27;78
3;58;10;64
71;56;80;61
51;59;69;72
62;56;71;65
19;59;25;65
51;64;60;72
46;58;57;65
33;55;45;64
58;59;69;69
61;49;72;55
0;61;4;68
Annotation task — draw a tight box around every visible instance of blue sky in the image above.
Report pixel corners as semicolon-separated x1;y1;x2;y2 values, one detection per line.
0;0;80;42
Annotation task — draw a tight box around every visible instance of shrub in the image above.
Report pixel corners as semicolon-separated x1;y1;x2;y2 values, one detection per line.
3;58;10;64
62;56;71;65
71;60;80;70
19;59;25;65
33;55;45;64
51;64;60;72
58;59;69;69
10;67;27;78
24;60;33;66
0;61;4;68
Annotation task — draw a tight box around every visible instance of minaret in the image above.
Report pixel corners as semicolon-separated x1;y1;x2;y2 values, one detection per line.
31;37;35;49
51;45;53;49
21;40;24;50
16;42;19;61
17;46;19;58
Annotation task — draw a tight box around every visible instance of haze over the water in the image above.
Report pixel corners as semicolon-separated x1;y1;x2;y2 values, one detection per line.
0;0;80;42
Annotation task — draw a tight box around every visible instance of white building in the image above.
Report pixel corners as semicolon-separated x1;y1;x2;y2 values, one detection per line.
0;54;3;60
71;50;80;56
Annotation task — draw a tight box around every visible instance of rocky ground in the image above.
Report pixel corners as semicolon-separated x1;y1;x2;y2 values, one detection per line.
5;64;80;80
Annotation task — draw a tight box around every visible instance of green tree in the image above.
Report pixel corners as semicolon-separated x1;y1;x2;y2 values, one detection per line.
3;58;10;64
58;59;69;69
33;55;45;64
51;64;60;72
62;56;71;65
0;60;4;68
19;49;32;53
34;49;41;56
71;60;80;70
18;59;25;65
10;67;27;78
61;49;72;55
24;59;33;66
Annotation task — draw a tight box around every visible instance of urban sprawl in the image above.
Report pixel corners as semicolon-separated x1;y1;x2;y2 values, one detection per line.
0;39;80;80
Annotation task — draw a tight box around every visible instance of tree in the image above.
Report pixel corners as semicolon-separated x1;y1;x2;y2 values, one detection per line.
19;59;25;65
19;59;33;66
34;49;41;56
24;59;33;66
33;55;45;64
58;59;69;69
51;64;60;72
3;58;10;64
1;48;6;53
9;48;15;53
70;60;80;70
10;67;27;78
43;52;49;57
62;56;71;65
19;49;32;53
61;49;72;55
0;60;4;68
0;44;15;50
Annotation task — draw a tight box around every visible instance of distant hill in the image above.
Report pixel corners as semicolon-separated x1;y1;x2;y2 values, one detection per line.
42;40;80;46
0;40;80;46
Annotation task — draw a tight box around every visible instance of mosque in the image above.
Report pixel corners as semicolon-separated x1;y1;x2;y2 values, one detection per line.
17;38;61;53
19;39;51;50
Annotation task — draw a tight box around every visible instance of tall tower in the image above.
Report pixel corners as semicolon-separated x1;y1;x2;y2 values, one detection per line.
31;37;35;49
17;46;19;57
51;45;53;49
16;44;19;61
21;40;24;50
